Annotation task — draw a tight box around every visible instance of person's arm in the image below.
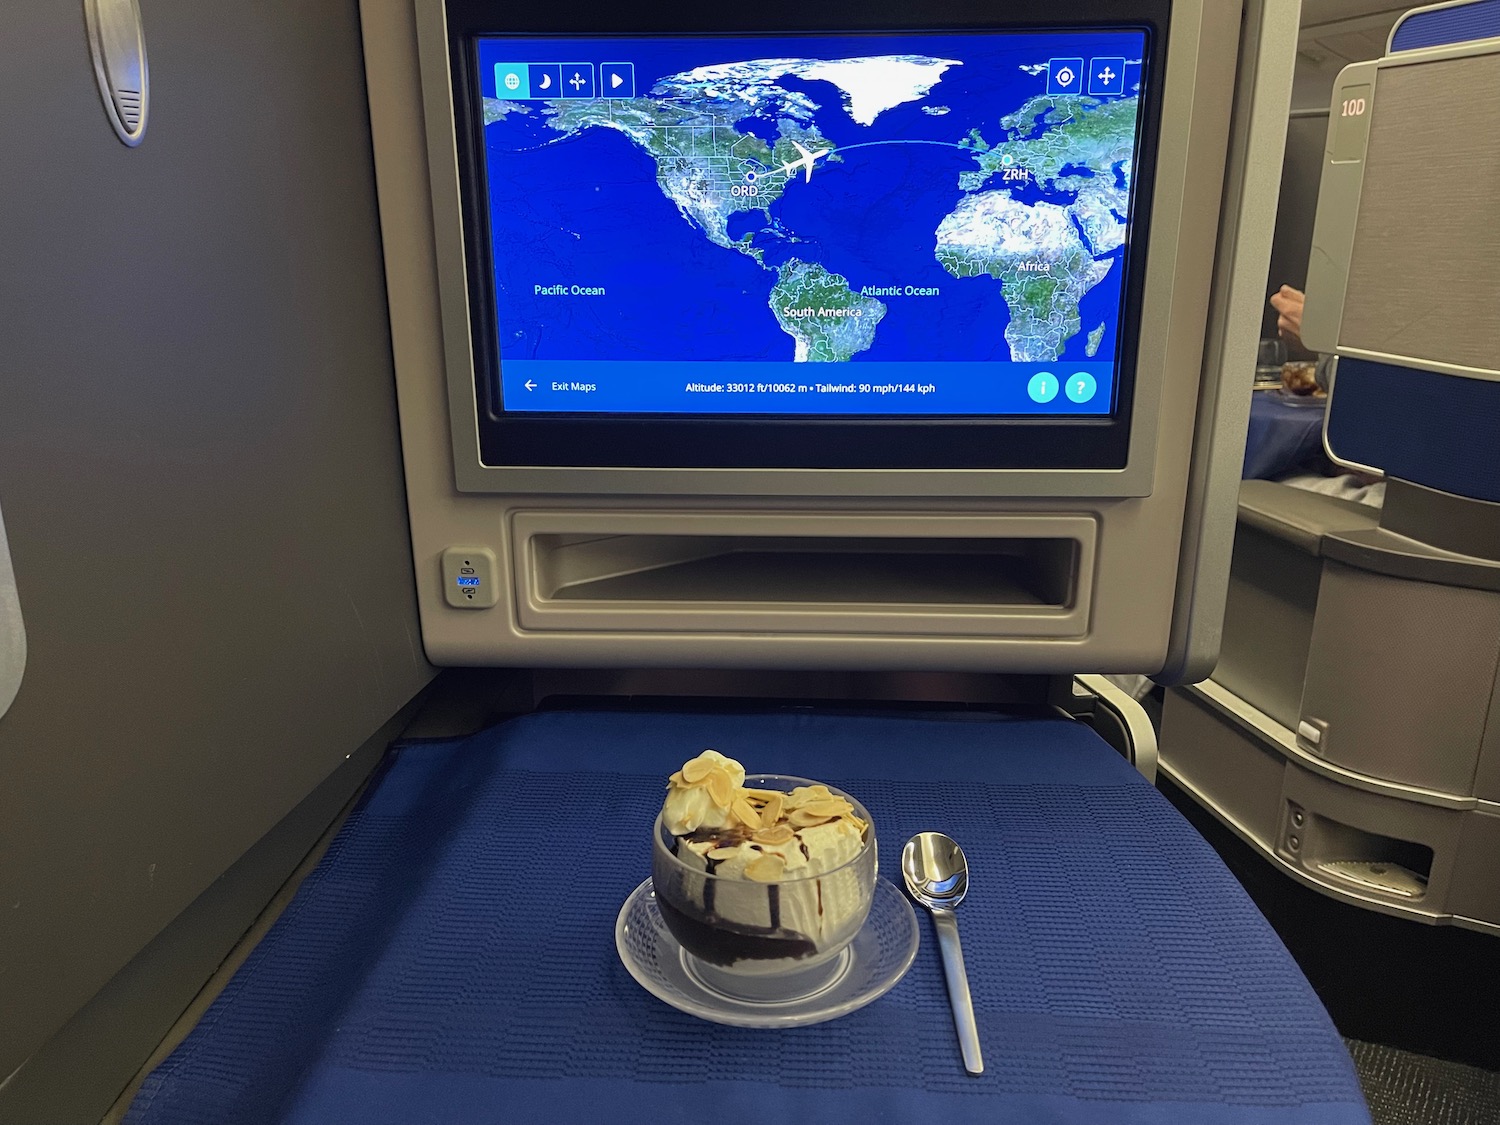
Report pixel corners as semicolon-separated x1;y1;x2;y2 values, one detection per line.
1269;285;1306;352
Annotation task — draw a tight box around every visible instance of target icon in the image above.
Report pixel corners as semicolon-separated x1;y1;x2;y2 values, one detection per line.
1047;57;1084;94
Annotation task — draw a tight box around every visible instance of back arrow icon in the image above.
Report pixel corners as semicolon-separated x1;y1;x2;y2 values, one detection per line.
524;380;537;390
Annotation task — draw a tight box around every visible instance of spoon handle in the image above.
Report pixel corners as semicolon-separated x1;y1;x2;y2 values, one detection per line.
931;907;984;1075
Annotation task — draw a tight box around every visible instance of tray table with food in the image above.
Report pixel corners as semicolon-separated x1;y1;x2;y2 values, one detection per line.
123;709;1371;1125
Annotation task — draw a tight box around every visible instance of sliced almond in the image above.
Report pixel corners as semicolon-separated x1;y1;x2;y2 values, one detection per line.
799;798;850;819
786;784;832;806
681;756;713;784
743;788;779;803
706;770;733;807
732;796;761;828
759;793;785;827
745;853;786;882
752;823;794;845
789;808;833;828
707;846;741;860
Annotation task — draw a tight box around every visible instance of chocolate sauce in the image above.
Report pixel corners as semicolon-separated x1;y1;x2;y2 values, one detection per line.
673;826;765;918
661;824;823;964
681;826;753;847
703;854;719;915
656;893;818;966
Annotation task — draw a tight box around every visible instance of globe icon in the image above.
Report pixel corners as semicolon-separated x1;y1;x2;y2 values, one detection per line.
504;72;521;91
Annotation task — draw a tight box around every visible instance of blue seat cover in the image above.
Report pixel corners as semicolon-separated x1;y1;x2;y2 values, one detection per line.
126;709;1370;1125
1329;358;1500;503
1391;0;1500;51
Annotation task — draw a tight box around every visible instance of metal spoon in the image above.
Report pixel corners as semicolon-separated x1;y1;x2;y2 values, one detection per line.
902;832;983;1075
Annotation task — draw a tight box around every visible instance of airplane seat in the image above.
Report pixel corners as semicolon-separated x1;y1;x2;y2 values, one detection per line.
1160;0;1500;936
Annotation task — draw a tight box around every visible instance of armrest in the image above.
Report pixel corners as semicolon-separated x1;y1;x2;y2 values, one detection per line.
1236;480;1381;556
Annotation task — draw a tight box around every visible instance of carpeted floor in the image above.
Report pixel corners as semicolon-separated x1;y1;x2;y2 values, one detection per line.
1347;1041;1500;1125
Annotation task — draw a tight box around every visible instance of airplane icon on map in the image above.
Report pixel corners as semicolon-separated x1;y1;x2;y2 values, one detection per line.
781;140;831;183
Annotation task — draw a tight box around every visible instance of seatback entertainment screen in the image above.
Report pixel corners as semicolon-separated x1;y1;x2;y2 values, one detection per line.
470;30;1149;418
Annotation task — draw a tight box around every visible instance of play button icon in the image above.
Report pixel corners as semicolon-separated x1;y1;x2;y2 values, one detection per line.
600;62;635;99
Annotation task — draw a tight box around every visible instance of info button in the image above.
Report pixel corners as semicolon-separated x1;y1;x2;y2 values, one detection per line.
1028;372;1060;403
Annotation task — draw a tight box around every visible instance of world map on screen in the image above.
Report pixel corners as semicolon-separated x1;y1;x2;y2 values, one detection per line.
475;33;1146;412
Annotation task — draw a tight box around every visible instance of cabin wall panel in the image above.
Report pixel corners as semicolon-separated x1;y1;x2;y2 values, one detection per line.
0;0;434;1083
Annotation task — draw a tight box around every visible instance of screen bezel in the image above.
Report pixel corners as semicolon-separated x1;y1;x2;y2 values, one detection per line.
443;0;1171;470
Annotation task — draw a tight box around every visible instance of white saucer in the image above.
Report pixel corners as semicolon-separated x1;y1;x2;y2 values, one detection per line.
615;876;919;1028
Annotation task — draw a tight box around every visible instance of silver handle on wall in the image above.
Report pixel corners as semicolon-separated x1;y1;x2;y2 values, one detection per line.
0;500;26;721
85;0;149;146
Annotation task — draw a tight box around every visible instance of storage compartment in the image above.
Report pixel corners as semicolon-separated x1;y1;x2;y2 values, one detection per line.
536;535;1075;606
511;511;1096;637
1214;523;1323;730
1217;483;1380;730
1288;802;1434;901
1299;562;1500;796
1277;758;1466;921
1160;685;1290;846
1160;682;1500;929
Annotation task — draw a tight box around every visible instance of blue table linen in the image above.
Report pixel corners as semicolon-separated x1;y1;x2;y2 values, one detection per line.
1244;391;1327;479
125;709;1370;1125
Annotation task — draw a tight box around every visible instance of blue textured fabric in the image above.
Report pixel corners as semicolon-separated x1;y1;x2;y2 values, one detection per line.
1243;392;1327;479
1391;0;1500;51
125;710;1371;1125
1328;358;1500;502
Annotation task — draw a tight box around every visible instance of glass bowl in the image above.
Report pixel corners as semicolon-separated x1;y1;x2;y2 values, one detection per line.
651;775;876;1001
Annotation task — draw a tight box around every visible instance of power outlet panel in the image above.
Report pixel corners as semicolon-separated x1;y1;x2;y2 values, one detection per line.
441;546;498;609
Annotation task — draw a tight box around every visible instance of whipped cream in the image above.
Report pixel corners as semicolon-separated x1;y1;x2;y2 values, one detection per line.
662;750;746;835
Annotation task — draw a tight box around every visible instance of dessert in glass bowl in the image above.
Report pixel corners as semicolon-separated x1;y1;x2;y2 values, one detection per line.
651;750;876;999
